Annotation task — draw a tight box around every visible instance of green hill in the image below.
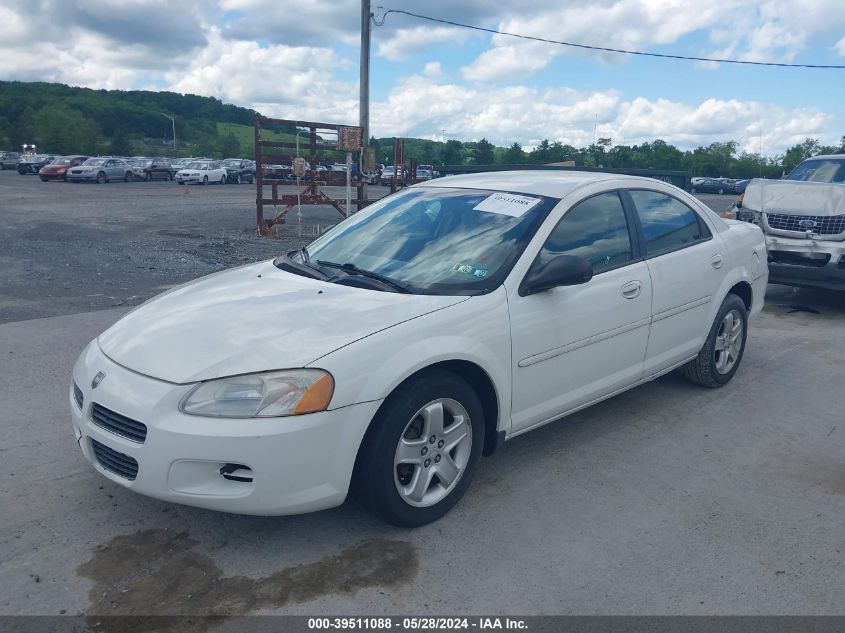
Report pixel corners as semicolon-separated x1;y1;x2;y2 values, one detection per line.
0;81;297;157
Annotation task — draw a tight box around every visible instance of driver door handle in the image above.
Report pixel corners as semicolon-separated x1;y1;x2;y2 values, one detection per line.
621;280;642;299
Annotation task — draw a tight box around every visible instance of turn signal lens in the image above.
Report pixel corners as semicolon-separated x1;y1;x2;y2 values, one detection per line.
294;373;335;414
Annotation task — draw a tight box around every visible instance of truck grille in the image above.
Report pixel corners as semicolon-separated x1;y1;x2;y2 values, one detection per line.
91;403;147;443
766;213;845;235
91;439;138;480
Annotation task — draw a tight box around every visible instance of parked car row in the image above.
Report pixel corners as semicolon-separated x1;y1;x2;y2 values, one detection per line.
690;177;750;195
0;152;256;185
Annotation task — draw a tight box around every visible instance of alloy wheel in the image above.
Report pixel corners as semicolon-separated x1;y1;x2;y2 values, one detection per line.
393;398;472;508
714;309;743;374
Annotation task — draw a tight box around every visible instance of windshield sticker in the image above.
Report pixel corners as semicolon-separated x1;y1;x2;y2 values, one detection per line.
473;192;542;218
452;264;489;279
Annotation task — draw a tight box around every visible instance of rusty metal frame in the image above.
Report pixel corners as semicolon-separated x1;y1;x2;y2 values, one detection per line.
254;115;367;236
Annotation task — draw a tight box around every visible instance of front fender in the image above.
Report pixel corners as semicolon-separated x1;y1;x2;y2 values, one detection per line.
311;287;513;435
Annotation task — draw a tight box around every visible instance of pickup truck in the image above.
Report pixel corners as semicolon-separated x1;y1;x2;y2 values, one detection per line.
735;154;845;290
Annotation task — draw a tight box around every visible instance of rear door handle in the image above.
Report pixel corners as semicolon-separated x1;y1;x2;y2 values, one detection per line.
621;280;642;299
710;253;724;269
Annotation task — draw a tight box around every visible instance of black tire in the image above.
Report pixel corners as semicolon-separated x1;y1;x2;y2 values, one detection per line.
236;174;242;185
203;175;208;186
124;172;132;182
718;188;724;195
352;371;485;527
681;294;748;388
40;176;48;182
97;172;107;184
166;172;173;181
219;175;226;185
145;172;152;181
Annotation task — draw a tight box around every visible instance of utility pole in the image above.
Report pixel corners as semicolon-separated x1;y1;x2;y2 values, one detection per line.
160;113;176;153
359;0;371;203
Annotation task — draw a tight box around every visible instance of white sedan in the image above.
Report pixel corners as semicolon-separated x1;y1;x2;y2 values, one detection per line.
175;160;227;185
70;171;768;526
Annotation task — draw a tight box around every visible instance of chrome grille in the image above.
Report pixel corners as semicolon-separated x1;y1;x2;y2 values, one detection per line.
91;439;138;480
766;213;845;235
91;403;147;443
73;382;83;409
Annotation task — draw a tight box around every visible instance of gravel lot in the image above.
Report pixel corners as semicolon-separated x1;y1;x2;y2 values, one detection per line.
0;170;388;323
1;168;843;621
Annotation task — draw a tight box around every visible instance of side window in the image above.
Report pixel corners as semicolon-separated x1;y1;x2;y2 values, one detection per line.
629;190;710;256
537;191;633;274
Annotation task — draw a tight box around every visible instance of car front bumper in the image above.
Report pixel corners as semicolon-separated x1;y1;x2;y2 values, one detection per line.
68;172;99;181
764;234;845;290
70;341;381;515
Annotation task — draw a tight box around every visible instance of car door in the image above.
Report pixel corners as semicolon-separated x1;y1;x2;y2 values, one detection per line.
624;189;725;375
508;190;653;434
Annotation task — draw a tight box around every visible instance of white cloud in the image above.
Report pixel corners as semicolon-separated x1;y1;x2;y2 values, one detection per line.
370;75;833;154
377;26;471;61
165;30;358;123
835;36;845;56
462;0;845;81
423;62;443;78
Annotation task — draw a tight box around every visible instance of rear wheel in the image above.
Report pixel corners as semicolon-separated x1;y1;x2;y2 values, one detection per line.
97;172;107;184
236;174;242;185
145;172;152;181
353;371;484;527
40;176;48;182
682;294;748;388
718;188;725;194
124;172;132;182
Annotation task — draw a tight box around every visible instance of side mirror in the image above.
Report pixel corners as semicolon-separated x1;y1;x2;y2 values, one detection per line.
519;255;593;296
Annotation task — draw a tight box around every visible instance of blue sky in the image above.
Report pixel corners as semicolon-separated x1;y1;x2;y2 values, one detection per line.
1;0;843;154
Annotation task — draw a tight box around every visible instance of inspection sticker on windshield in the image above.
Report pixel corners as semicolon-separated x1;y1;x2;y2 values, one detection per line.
474;192;542;218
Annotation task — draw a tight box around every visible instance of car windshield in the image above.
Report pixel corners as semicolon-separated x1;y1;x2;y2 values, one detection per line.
138;160;153;167
787;159;845;184
222;159;240;167
55;158;72;165
186;162;210;169
302;187;559;295
83;158;106;166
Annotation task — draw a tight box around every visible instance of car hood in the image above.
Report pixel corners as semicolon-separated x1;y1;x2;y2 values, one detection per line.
97;260;468;384
743;179;845;215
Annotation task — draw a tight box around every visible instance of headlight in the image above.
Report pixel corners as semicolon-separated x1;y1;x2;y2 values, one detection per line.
179;369;334;418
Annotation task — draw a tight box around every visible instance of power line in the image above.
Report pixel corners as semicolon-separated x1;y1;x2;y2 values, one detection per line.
374;7;845;70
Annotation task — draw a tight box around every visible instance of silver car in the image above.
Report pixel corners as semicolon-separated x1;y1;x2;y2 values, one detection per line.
67;158;134;183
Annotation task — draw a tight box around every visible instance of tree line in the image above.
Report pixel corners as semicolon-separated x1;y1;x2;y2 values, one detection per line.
1;81;841;175
372;135;845;178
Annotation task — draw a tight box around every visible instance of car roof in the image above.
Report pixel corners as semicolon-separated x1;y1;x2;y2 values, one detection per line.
800;154;845;161
415;170;647;198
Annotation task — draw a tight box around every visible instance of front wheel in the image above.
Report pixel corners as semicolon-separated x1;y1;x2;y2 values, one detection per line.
681;294;748;388
40;176;48;182
352;371;484;527
202;176;208;186
219;175;226;185
97;172;107;184
124;172;133;182
718;188;724;194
